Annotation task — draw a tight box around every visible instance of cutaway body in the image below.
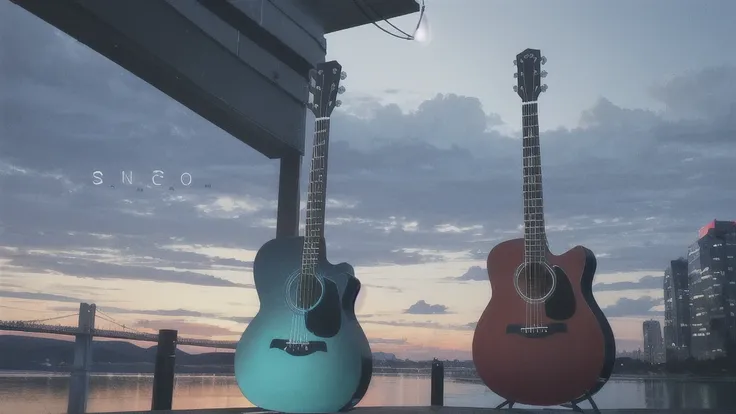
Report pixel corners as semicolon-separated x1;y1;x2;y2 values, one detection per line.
234;236;372;413
472;238;616;406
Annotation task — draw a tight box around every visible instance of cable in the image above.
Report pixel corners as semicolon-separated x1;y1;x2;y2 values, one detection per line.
95;310;147;335
18;313;79;324
350;0;426;41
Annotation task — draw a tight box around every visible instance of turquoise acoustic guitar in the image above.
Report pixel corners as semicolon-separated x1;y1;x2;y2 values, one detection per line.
234;61;372;413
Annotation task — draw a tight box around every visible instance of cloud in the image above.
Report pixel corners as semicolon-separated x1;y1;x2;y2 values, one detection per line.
133;319;240;337
594;275;664;292
2;1;736;357
49;305;253;325
364;319;473;331
0;290;82;304
362;283;403;293
0;249;252;288
455;266;488;281
404;300;449;315
369;337;408;345
3;10;734;277
601;297;663;318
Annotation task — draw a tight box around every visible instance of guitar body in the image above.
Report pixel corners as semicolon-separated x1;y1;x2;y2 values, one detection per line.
234;236;372;413
472;238;616;406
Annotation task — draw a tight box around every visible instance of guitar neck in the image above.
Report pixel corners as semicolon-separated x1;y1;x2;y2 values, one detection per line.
303;117;331;262
522;102;547;261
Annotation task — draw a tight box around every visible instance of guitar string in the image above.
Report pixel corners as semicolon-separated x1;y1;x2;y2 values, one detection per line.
302;113;330;345
306;118;325;344
529;64;543;328
536;73;544;329
523;94;530;331
529;58;538;330
291;98;321;345
522;72;531;331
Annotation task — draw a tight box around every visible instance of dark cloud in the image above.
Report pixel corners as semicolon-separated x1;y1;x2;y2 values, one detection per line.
404;300;449;315
362;284;403;293
0;249;252;288
0;290;82;304
594;275;664;292
2;0;735;302
363;319;472;331
650;66;736;122
49;304;253;325
133;319;241;337
601;297;663;318
455;266;487;281
369;337;408;345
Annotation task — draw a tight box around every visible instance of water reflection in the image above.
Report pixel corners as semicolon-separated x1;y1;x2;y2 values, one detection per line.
1;373;736;414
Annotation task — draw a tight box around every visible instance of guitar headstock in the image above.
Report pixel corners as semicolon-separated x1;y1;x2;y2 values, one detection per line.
307;60;346;118
513;48;548;102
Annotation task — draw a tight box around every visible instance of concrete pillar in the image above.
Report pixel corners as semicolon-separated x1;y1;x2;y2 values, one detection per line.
67;303;96;414
276;150;301;238
151;329;178;410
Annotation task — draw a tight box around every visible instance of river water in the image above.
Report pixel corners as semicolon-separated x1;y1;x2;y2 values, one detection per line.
1;372;736;414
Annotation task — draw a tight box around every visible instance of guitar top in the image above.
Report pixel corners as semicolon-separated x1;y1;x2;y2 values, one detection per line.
233;62;373;413
471;49;616;407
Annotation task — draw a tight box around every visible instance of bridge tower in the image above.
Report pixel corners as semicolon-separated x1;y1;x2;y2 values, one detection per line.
67;302;96;414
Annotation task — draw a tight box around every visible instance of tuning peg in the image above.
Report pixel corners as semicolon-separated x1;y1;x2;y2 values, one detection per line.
513;59;517;66
541;84;548;92
340;71;347;80
513;73;518;78
540;70;548;78
513;85;518;93
335;100;342;107
541;56;547;65
338;86;346;94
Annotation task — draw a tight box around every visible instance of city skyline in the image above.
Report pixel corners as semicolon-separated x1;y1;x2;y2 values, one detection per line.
2;0;736;360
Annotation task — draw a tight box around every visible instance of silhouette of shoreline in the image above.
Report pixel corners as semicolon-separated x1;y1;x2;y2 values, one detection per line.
2;335;736;378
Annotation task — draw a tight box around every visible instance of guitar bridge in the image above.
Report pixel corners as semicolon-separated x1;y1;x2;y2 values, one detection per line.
506;323;567;338
270;339;327;356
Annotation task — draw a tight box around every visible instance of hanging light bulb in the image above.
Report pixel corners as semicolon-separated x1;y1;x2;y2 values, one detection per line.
412;4;431;44
353;0;430;43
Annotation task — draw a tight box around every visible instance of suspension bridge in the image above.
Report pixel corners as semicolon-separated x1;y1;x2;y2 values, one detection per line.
0;303;237;349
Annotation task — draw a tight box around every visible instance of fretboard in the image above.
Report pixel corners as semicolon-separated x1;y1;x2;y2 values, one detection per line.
302;117;330;270
522;102;547;262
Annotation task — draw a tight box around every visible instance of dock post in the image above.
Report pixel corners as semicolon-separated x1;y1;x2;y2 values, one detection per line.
151;329;178;411
430;358;444;406
67;302;96;414
276;150;301;238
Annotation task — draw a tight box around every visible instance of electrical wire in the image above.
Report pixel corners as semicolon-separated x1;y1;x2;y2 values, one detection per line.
350;0;426;41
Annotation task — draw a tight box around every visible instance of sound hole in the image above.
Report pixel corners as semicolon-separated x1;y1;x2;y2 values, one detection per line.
286;271;325;313
514;262;556;303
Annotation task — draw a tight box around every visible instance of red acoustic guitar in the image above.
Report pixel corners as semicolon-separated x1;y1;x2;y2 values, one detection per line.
471;49;616;410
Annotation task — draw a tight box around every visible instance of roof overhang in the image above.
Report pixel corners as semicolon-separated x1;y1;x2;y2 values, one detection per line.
302;0;420;33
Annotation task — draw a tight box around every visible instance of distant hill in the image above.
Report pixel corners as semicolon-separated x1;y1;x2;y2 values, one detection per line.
0;335;396;373
6;335;732;376
372;351;397;361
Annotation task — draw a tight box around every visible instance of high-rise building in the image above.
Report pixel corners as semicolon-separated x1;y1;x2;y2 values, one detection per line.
687;220;736;360
663;257;691;361
643;320;665;363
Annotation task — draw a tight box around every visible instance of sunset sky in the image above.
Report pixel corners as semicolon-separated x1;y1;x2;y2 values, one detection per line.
2;0;736;361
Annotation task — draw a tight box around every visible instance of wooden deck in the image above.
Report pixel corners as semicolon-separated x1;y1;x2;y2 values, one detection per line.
95;406;735;413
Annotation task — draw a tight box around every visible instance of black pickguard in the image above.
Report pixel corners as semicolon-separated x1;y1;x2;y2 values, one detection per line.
545;265;576;321
342;274;361;320
305;277;342;338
